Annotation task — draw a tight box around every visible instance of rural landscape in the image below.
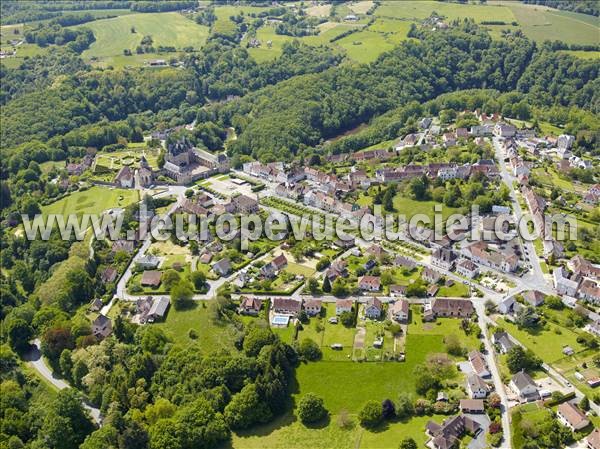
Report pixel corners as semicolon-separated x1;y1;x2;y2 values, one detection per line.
0;1;599;449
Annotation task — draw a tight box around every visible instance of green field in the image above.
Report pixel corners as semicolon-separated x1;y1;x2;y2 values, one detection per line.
376;1;516;22
154;302;241;348
498;318;586;364
294;333;444;413
230;411;443;449
503;2;600;45
560;50;600;60
77;12;209;65
42;186;139;217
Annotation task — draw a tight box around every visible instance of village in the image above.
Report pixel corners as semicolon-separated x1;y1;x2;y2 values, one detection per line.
47;107;600;449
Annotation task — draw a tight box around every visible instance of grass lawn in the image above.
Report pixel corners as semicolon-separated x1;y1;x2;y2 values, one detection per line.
437;282;470;298
392;193;462;222
230;411;442;449
511;403;553;449
294;333;444;414
77;13;209;63
335;29;397;64
284;262;316;278
42;186;139;217
153;302;240;348
408;306;481;354
497;318;585;364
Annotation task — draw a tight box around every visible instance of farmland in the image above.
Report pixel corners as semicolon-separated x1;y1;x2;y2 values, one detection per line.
76;12;209;66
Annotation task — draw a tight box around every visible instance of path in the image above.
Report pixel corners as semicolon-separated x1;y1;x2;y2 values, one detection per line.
25;340;102;426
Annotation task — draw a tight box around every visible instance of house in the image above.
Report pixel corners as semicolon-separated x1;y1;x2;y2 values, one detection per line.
584;321;600;338
523;290;545;307
335;299;353;315
431;298;474;318
427;284;439;297
115;166;134;188
510;371;539;402
422;267;441;284
431;248;456;270
468;350;491;378
492;331;515;354
233;194;259;214
455;127;469;139
239;296;262;315
553;266;580;297
426;414;481;449
212;258;232;277
89;297;103;313
456;259;478;279
580;279;600;304
557;134;575;150
493;123;516;138
394;255;417;270
327;260;348;281
557;402;590;431
92;314;112;339
358;275;381;292
459;399;485;414
389;284;407;297
467;374;489;399
272;298;302;316
364;297;382;319
304;299;322;316
261;255;288;278
443;133;456;147
390;299;409;322
146;297;170;322
498;297;516;315
587;429;600;449
101;266;117;284
136;255;161;269
141;270;162;287
463;241;518;273
569;255;600;280
112;239;135;254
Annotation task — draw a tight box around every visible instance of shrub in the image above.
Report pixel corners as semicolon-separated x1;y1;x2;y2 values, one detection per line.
359;400;382;428
297;393;327;424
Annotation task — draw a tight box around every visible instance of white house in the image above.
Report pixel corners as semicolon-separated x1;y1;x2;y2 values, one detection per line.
510;371;539;402
467;374;489;399
390;299;409;323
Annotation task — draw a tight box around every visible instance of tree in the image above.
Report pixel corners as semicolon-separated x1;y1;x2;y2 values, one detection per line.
224;383;271;429
506;346;541;373
515;306;539;329
579;396;589;411
162;269;181;289
42;389;95;449
382;399;395;419
444;334;463;356
415;370;440;395
170;281;193;310
359;400;383;428
399;438;418;449
307;278;319;294
6;318;32;354
396;393;414;419
243;326;276;356
41;326;74;363
331;279;348;297
59;349;73;380
322;276;331;293
190;270;206;290
339;310;355;327
297;393;327;424
298;338;322;361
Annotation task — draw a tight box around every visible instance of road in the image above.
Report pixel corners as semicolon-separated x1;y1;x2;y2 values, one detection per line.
492;137;550;292
473;302;512;449
25;340;102;425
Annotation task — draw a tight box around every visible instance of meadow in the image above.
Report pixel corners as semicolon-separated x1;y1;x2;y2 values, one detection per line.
42;186;139;217
77;13;209;65
376;0;516;22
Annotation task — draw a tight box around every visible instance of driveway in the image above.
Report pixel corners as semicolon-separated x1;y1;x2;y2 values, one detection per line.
465;413;491;449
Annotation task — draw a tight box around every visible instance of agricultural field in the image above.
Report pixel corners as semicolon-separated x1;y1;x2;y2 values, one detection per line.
503;2;600;45
42;186;139;217
76;12;209;66
376;1;516;23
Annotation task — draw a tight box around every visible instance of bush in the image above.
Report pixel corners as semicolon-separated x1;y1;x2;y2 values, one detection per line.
359;400;383;428
297;393;327;424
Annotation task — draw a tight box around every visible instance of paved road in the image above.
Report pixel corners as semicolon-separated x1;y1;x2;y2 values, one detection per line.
492;137;550;292
474;302;512;449
25;340;102;425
